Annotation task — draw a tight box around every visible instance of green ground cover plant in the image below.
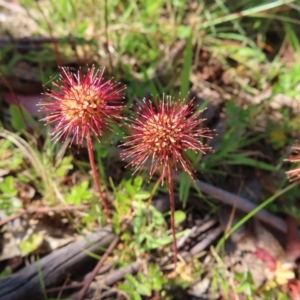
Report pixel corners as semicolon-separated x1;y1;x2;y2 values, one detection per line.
1;0;300;299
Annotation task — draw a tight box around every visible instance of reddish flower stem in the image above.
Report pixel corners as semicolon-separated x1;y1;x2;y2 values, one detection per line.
167;162;178;268
87;132;110;221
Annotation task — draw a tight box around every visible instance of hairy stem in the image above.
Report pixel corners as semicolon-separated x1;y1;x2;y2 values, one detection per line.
167;163;178;267
87;132;110;221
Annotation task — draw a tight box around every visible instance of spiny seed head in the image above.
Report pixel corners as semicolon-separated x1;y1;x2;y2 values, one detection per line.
38;65;126;145
286;144;300;181
121;95;214;182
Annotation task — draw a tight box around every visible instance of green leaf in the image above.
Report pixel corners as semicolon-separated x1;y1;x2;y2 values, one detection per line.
20;233;43;256
117;193;132;203
17;173;30;183
124;181;136;196
235;281;251;294
177;26;192;39
56;156;73;177
132;292;142;300
147;236;172;249
82;215;97;223
174;210;186;226
134;176;143;189
179;172;191;207
98;147;108;158
125;274;139;287
0;266;12;278
9;105;27;132
0;176;17;196
152;275;164;291
137;283;151;296
134;191;151;200
66;181;92;205
224;155;277;172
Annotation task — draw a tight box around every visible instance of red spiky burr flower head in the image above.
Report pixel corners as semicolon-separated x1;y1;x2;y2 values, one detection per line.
38;66;125;145
121;95;213;182
286;144;300;181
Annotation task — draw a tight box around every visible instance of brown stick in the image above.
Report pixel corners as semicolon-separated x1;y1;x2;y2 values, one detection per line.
77;235;120;300
193;179;287;233
103;261;141;286
0;205;87;227
190;226;223;256
0;226;115;300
